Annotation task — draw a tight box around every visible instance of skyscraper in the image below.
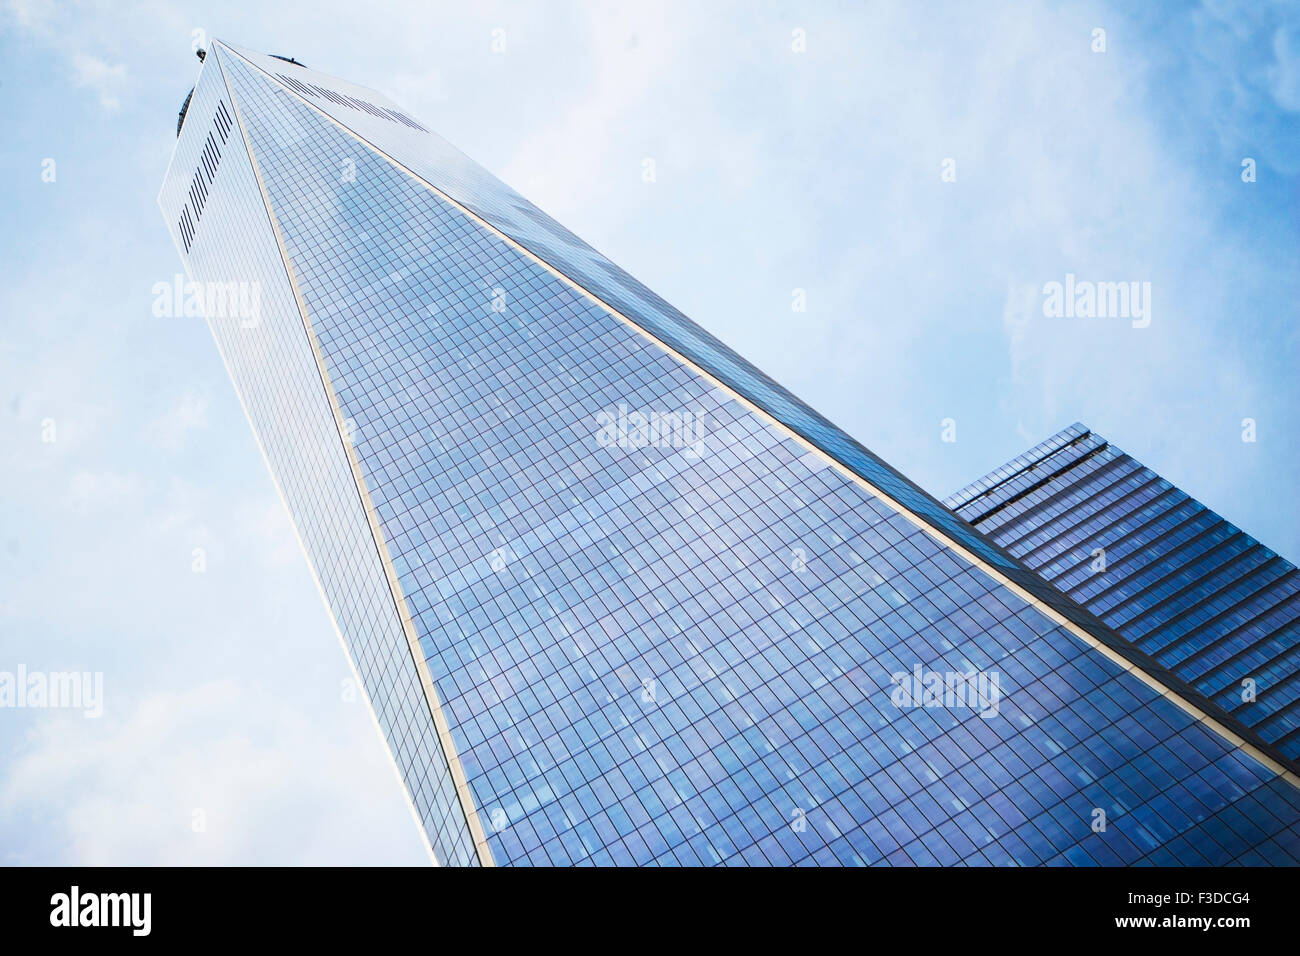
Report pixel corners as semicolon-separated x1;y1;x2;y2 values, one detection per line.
160;42;1300;866
948;423;1300;763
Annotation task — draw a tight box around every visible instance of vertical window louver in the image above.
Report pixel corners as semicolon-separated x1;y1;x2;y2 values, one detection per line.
177;101;232;253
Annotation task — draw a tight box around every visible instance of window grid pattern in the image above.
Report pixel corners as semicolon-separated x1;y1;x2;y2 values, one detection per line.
221;43;1220;709
221;55;1300;865
158;48;479;866
220;46;1038;584
948;425;1300;761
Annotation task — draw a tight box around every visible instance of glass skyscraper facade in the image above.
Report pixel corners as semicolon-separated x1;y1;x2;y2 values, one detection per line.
160;42;1300;865
948;423;1300;763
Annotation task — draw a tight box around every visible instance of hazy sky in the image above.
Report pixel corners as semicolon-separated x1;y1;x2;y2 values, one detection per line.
1;0;1296;864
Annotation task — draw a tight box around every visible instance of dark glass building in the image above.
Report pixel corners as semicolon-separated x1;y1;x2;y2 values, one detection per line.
948;423;1300;764
160;43;1300;865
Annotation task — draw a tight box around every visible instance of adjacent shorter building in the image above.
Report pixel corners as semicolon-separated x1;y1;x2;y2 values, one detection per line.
948;423;1300;762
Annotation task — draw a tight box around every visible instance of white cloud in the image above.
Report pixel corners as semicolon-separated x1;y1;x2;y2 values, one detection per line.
65;469;138;509
70;53;127;110
144;389;210;451
3;5;130;111
0;680;427;865
3;0;53;29
1269;23;1300;110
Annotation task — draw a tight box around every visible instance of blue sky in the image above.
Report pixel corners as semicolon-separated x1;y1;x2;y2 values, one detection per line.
1;0;1296;864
